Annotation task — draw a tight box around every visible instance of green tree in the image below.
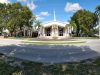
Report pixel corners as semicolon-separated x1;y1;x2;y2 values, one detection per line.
71;9;97;37
0;2;35;36
6;2;35;36
34;20;42;30
95;5;100;38
66;20;77;36
96;5;100;17
0;3;7;32
69;21;77;32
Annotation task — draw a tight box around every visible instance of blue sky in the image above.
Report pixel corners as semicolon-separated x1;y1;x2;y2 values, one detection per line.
0;0;100;22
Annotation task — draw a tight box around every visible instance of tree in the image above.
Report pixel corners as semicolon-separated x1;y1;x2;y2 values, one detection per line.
34;20;42;30
95;5;100;38
71;9;97;37
96;5;100;17
0;2;35;36
6;2;35;36
33;20;42;37
0;3;7;33
66;20;77;36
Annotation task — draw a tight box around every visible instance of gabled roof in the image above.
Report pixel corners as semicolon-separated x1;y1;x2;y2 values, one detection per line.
42;21;69;27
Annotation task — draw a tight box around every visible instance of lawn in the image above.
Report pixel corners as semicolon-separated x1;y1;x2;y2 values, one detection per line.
23;41;85;45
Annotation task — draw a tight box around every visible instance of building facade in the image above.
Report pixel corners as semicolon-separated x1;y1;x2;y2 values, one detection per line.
38;10;73;39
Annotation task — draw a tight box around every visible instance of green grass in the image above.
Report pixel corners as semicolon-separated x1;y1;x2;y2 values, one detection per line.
0;55;100;75
73;37;99;39
6;36;100;41
23;41;85;45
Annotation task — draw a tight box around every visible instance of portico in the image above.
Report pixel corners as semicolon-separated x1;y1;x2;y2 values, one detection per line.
38;10;72;39
44;23;66;37
39;21;71;39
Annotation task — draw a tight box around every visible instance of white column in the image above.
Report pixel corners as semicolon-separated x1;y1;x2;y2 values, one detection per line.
57;25;58;36
64;28;66;36
40;27;43;37
43;28;45;36
68;27;69;33
69;26;71;33
52;25;54;36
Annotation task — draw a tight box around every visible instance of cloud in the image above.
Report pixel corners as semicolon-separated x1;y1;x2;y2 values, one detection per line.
17;0;27;2
40;12;49;16
64;2;82;12
27;2;37;10
0;0;10;3
17;0;37;11
36;15;45;20
36;11;50;20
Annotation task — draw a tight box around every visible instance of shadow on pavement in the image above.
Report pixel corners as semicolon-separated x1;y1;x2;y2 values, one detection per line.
0;44;100;64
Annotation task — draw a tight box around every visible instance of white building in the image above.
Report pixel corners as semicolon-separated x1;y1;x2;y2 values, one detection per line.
38;10;73;39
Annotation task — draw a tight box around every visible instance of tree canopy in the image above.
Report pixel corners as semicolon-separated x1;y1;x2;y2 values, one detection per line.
95;5;100;38
95;5;100;25
96;5;100;16
70;9;97;37
0;2;35;36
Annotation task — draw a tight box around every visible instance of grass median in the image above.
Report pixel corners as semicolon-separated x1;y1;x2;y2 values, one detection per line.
23;41;85;45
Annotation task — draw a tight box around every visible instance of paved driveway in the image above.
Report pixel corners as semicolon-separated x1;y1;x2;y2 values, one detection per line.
0;38;100;64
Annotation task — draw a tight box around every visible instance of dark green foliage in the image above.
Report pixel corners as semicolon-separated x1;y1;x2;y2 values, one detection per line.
0;3;6;32
0;57;100;75
71;9;98;37
0;61;15;75
0;2;35;36
21;61;43;75
96;5;100;16
95;5;100;32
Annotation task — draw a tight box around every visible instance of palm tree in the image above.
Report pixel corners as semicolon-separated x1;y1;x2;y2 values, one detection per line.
66;20;77;36
34;21;42;30
95;5;100;38
34;20;42;37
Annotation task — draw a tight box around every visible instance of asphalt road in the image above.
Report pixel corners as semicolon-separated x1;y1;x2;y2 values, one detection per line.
0;38;100;64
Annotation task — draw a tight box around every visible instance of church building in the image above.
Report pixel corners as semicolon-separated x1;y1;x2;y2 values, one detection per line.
38;10;73;39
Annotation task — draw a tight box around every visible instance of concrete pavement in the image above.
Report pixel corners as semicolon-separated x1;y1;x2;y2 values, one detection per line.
0;38;100;64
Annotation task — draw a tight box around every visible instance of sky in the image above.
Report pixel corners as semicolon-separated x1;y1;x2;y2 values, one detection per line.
0;0;100;22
